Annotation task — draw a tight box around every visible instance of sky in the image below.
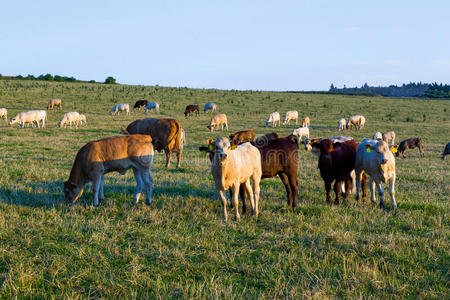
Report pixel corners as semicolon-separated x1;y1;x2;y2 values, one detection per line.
1;0;449;91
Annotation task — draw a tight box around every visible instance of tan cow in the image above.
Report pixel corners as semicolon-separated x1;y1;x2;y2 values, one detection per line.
47;98;62;110
122;118;183;168
265;112;280;128
346;115;366;130
64;135;154;206
338;118;346;131
207;137;262;221
355;139;397;209
207;114;228;132
0;108;7;121
282;110;298;125
382;131;396;145
301;116;310;127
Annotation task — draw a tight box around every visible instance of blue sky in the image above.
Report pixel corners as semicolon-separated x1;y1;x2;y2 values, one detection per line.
1;0;449;90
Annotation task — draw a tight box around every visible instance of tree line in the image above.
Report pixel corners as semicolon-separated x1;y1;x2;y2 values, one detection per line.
0;73;117;84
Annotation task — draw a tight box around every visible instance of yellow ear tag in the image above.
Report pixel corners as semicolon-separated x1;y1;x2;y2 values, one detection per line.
208;144;214;151
231;144;237;150
390;147;397;154
366;147;372;153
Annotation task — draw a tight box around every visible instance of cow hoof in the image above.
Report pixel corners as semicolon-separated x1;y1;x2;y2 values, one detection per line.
146;201;152;206
99;198;104;203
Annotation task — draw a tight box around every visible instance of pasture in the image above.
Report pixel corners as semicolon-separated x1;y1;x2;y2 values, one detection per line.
0;80;448;298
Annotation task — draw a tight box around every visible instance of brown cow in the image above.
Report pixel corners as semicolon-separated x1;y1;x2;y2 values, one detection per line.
229;130;256;145
47;98;62;110
64;135;154;206
184;105;200;117
122;118;183;168
396;137;424;158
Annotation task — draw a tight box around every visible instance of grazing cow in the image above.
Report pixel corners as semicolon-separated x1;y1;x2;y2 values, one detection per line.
355;139;397;209
396;137;424;158
122;118;183;168
145;102;160;113
64;135;154;207
206;137;262;221
282;110;298;125
9;110;46;128
58;112;81;128
47;98;62;110
0;108;7;121
207;114;228;132
338;118;346;131
110;104;130;116
265;112;281;128
184;104;200;117
292;127;310;141
372;131;383;141
204;102;217;113
442;142;450;160
382;131;396;145
301;116;310;128
346;115;366;130
133;100;148;110
229;130;256;145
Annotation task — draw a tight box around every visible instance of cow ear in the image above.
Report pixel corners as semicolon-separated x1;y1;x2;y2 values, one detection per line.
390;145;398;154
206;138;214;145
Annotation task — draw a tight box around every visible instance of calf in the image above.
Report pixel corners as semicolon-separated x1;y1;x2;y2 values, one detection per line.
229;130;256;145
207;137;262;221
382;131;396;145
145;102;160;113
265;112;280;128
355;139;397;209
338;118;346;131
282;110;298;125
207;114;228;132
9;110;46;128
301;116;310;127
292;127;309;141
133;100;148;110
47;98;62;110
442;142;450;160
110;104;130;116
396;137;424;158
184;104;200;117
346;115;366;130
0;108;7;121
64;135;154;206
204;102;217;113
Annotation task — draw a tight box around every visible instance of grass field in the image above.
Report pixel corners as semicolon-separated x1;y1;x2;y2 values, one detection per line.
0;80;448;298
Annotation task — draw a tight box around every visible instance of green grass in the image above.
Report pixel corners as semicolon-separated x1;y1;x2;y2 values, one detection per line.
0;80;448;298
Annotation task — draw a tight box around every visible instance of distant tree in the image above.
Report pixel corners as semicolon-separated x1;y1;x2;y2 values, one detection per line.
330;83;335;91
26;74;35;80
16;75;24;79
54;75;64;82
104;76;117;84
89;80;96;83
44;73;53;81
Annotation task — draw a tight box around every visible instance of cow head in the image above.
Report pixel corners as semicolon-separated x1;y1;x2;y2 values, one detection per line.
64;181;84;204
206;125;213;132
265;121;270;128
208;137;237;164
8;117;18;126
365;140;392;165
318;139;334;159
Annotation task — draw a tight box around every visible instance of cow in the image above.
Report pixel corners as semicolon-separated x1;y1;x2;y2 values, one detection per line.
205;137;262;221
442;142;450;160
204;102;217;113
207;114;228;132
229;130;256;145
292;127;309;141
64;135;154;207
396;137;424;158
77;114;87;126
122;118;183;168
184;105;200;117
282;110;298;125
338;118;346;131
346;115;366;130
301;116;310;128
0;108;7;121
133;100;148;110
265;112;281;128
47;98;62;110
110;104;130;116
355;139;397;209
58;112;81;128
372;132;383;141
145;102;160;113
9;110;46;128
382;131;396;145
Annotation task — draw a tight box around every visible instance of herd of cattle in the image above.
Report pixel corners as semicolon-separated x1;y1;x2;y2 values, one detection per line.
1;98;449;221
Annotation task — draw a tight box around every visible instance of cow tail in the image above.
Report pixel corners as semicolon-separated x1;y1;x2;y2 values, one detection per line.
121;127;130;135
168;122;182;152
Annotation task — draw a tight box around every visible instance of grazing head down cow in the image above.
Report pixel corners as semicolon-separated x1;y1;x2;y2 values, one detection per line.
110;104;130;116
145;102;160;113
133;100;148;110
442;142;450;160
292;127;309;141
204;102;217;113
9;110;46;128
207;114;228;132
355;139;397;209
346;115;366;130
396;137;424;158
301;116;310;127
122;118;183;168
282;110;298;125
58;112;81;128
47;98;62;110
64;135;154;207
204;137;262;221
229;130;256;145
265;112;280;128
184;104;200;117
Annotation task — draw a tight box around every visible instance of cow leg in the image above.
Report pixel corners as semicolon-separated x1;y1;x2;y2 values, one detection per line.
369;177;376;203
132;169;144;205
289;174;299;207
355;170;362;201
165;150;171;168
176;151;182;168
143;171;153;205
361;172;367;198
344;175;352;200
279;172;293;206
99;175;104;203
225;122;228;131
325;180;332;203
251;176;260;217
239;183;248;214
375;180;386;209
92;176;102;207
334;181;341;204
389;176;397;209
218;190;228;221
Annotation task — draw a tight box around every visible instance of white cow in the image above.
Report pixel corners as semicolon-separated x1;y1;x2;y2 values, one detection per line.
265;112;280;128
347;115;366;130
110;104;130;116
382;131;396;145
292;127;310;141
204;102;217;113
372;131;383;140
9;110;46;128
0;108;7;121
207;114;228;132
58;112;81;128
338;118;346;131
355;139;397;209
145;102;160;113
282;110;298;125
